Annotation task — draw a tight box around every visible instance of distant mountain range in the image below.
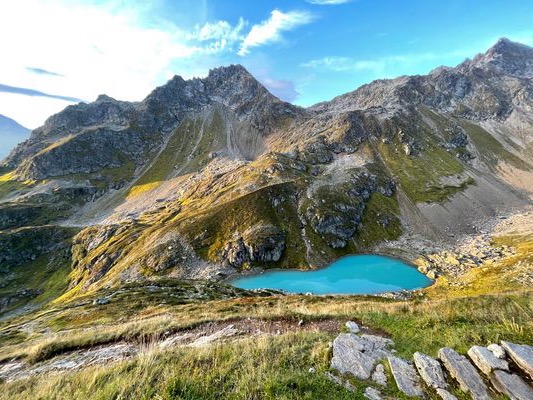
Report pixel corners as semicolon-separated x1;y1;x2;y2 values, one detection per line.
0;38;532;312
0;115;29;161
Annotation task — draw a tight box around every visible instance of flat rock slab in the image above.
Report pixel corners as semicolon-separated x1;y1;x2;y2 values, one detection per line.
501;341;533;379
468;345;509;375
330;334;377;379
413;351;448;389
190;325;238;347
491;370;533;400
438;347;491;400
388;356;425;398
331;333;393;380
436;388;459;400
364;387;383;400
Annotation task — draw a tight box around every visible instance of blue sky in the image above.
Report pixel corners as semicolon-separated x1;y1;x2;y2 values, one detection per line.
1;0;532;128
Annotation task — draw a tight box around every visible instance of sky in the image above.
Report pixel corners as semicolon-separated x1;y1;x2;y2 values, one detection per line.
1;0;532;129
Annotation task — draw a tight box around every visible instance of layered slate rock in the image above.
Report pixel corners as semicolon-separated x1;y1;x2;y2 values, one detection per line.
467;345;509;375
388;356;425;398
413;351;448;389
501;341;533;379
371;363;387;386
436;388;459;400
363;387;383;400
438;347;491;400
491;370;533;400
330;333;395;380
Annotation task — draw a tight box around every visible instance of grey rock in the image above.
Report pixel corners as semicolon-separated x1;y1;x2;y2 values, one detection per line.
436;388;459;400
371;363;388;386
345;321;360;333
388;356;425;398
491;369;533;400
413;351;448;389
190;325;238;347
364;387;383;400
438;347;491;400
360;334;395;350
487;343;506;359
330;334;377;379
467;345;509;375
501;341;533;379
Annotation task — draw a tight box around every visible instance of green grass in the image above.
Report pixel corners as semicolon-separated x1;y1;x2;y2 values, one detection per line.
375;138;467;203
0;290;531;399
460;120;531;170
0;171;31;201
355;192;402;249
129;110;226;197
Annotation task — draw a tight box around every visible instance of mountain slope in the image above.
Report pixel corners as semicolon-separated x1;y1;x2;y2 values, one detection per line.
0;39;532;311
0;115;30;161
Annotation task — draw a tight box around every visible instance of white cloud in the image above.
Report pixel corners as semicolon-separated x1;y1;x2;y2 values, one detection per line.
238;10;315;56
190;18;247;52
301;51;474;75
0;0;247;128
306;0;352;4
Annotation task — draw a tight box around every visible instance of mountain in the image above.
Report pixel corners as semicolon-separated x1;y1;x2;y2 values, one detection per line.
0;115;30;161
0;39;532;313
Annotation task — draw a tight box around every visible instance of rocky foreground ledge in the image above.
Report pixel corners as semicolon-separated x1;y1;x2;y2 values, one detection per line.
328;321;533;400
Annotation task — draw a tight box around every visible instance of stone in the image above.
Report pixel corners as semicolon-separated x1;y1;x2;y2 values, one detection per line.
467;345;509;375
413;351;448;389
364;387;383;400
491;369;533;400
438;347;490;400
330;334;377;379
487;343;506;359
388;356;425;398
159;333;195;348
501;341;533;379
436;388;459;400
371;363;387;386
345;321;360;333
190;325;238;347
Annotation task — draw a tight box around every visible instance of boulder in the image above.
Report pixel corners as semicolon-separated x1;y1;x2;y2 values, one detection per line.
501;341;533;379
413;351;448;389
491;369;533;400
438;347;490;400
388;356;425;398
467;345;509;375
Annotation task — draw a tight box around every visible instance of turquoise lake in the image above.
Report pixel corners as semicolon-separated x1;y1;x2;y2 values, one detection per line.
229;255;432;295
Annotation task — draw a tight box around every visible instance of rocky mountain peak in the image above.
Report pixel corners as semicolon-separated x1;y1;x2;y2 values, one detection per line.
467;38;533;78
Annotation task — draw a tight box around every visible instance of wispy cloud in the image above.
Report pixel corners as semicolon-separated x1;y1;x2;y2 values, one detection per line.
189;18;248;53
238;10;315;56
26;67;64;77
301;51;472;75
306;0;353;4
0;83;83;103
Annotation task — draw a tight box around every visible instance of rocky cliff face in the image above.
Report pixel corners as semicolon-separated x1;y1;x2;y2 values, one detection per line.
0;39;532;306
